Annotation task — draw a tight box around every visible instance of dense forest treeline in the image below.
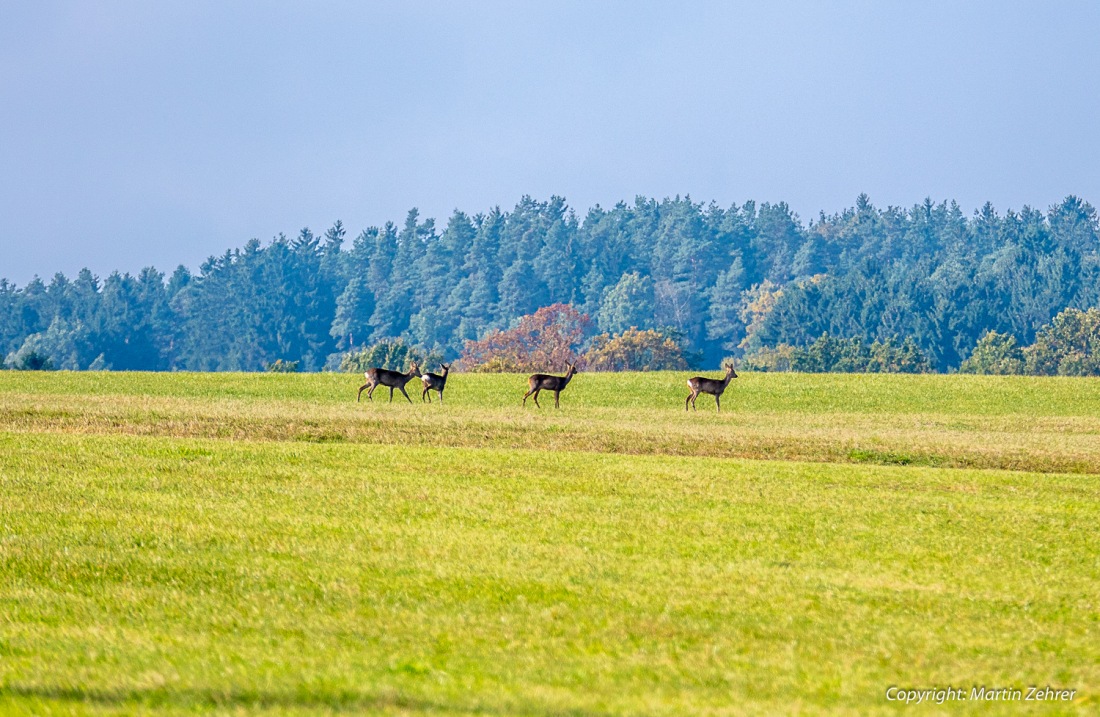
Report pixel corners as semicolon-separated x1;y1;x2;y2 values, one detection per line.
2;194;1098;372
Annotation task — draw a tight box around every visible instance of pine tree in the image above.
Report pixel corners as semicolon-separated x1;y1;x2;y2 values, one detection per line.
705;257;747;351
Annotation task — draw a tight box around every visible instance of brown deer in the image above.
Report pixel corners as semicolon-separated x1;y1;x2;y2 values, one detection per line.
357;362;420;403
685;362;738;412
522;362;578;409
420;363;450;403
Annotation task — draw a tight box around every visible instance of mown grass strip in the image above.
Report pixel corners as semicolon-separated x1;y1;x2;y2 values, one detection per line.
1;432;1098;715
2;390;1099;474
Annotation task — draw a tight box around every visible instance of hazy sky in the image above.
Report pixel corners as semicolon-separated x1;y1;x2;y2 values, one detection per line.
2;1;1098;285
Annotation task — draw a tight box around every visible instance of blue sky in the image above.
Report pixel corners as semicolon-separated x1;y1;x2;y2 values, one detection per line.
2;1;1097;285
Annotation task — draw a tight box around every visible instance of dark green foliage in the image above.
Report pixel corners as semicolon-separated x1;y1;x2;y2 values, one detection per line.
596;272;656;334
265;359;300;373
330;277;374;350
4;317;87;370
14;351;54;371
1;195;1098;371
758;197;1100;371
1023;307;1100;376
705;258;747;352
338;339;442;373
783;334;931;374
959;331;1025;375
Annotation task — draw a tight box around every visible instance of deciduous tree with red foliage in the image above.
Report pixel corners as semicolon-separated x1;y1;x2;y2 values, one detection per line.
461;304;592;372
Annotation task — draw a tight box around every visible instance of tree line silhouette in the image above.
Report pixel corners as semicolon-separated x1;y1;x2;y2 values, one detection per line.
1;193;1098;373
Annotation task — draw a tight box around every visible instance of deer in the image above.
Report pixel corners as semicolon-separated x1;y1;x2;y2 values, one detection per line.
420;363;450;403
357;361;421;403
522;362;578;409
685;361;738;412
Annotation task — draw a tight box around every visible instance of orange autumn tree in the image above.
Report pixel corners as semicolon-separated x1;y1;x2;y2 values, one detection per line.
584;327;689;371
461;304;592;372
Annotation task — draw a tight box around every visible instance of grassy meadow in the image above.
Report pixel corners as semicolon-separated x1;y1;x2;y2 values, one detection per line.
0;370;1098;714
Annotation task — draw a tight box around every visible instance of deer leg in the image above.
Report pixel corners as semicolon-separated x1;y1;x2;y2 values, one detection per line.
533;389;542;408
685;392;693;411
358;383;370;402
691;394;698;411
388;386;395;403
554;390;560;408
522;389;533;406
715;395;721;413
399;385;412;403
438;389;444;404
422;386;430;402
367;384;377;401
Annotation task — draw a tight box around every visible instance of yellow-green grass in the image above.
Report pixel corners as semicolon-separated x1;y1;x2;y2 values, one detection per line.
1;371;1099;715
2;371;1099;473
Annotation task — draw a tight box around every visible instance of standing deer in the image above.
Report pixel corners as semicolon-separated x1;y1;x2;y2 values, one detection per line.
357;362;421;403
522;362;578;409
420;363;450;403
685;362;738;412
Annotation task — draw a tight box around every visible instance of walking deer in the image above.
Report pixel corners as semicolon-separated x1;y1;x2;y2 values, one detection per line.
357;362;421;403
522;362;578;409
420;363;450;403
685;362;738;412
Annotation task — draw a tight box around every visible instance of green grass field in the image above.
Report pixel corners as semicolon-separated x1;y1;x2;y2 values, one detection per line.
1;371;1098;715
